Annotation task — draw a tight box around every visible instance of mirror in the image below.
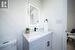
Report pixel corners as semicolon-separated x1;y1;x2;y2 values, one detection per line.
26;0;40;25
30;4;40;24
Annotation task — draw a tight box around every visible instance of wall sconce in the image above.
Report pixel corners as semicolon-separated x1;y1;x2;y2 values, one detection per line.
0;0;8;8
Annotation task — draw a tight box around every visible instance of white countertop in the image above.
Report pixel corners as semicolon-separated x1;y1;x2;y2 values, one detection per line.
23;31;52;42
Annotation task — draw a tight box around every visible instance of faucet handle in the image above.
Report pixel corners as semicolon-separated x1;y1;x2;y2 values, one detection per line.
34;27;38;32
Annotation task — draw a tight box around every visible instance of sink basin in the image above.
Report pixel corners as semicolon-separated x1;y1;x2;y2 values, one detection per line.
23;32;52;42
26;32;42;37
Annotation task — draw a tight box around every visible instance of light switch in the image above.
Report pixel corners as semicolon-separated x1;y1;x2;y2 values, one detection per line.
56;20;62;24
0;0;8;8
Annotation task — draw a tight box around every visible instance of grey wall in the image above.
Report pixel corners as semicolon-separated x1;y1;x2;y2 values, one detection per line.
67;0;75;32
0;0;29;50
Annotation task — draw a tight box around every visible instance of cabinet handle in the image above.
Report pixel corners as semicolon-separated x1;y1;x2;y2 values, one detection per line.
47;41;50;47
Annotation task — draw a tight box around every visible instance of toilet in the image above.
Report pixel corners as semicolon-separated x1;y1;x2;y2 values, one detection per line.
0;40;17;50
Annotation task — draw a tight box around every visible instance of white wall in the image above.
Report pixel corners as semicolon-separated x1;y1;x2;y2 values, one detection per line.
40;0;67;50
67;0;75;32
0;0;29;50
0;0;67;50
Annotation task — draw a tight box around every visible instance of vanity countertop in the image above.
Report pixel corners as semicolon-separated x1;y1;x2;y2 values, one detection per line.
23;31;53;42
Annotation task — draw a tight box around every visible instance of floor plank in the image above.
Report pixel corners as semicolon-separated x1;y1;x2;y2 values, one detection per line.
67;39;75;50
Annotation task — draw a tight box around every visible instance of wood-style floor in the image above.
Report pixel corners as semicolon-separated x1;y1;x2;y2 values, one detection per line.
67;39;75;50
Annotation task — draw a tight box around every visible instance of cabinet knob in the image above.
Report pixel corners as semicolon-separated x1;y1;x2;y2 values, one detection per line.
47;41;50;47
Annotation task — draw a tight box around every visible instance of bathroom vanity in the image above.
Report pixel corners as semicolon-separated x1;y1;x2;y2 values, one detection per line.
23;32;53;50
23;0;52;50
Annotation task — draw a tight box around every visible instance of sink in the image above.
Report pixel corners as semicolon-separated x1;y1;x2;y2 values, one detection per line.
23;31;52;42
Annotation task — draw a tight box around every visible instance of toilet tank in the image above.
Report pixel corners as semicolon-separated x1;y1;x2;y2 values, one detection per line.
0;40;17;50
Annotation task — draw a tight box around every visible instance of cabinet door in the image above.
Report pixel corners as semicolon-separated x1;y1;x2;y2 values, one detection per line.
29;37;45;50
44;33;52;50
30;44;45;50
30;33;52;50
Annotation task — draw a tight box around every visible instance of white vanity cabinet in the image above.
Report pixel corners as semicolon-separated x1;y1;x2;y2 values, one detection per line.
23;32;52;50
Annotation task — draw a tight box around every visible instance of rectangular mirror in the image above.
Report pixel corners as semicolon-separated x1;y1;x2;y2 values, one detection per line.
30;4;40;24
